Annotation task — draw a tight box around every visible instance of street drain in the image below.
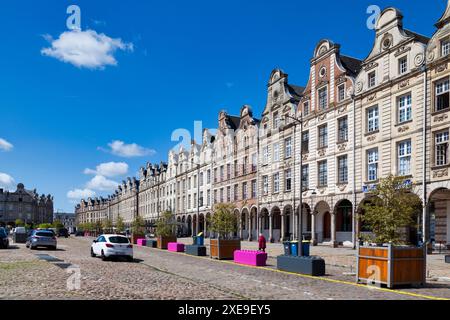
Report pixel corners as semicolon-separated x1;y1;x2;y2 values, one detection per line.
35;254;64;262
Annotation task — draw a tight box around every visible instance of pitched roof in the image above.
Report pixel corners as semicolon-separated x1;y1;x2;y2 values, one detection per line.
226;115;241;129
287;84;305;100
404;29;430;45
340;55;363;77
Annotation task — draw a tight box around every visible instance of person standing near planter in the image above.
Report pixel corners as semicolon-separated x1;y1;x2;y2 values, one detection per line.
258;234;267;252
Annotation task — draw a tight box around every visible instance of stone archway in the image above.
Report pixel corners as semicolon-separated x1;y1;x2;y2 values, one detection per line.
271;207;281;242
199;213;205;235
193;214;198;236
283;205;293;241
186;215;192;237
241;208;250;240
205;212;211;238
428;188;450;249
260;208;270;239
314;201;332;244
250;207;258;241
334;199;353;245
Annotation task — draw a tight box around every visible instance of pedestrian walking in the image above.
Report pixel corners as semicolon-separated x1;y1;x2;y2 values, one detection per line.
258;233;267;252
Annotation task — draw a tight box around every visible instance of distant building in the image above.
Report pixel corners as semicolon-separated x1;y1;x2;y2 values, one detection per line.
54;212;76;233
0;183;53;226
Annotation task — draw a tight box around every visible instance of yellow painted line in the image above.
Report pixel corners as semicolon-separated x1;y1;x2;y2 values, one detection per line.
138;245;449;301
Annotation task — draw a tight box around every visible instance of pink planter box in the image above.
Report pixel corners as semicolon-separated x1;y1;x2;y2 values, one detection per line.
168;242;185;252
137;239;147;246
234;250;268;267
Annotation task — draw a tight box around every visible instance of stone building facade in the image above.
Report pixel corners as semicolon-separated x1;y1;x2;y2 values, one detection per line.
0;183;53;226
76;2;450;249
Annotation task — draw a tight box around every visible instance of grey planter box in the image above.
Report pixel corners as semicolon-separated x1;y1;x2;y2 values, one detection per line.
277;255;325;276
185;245;207;257
446;255;450;264
13;233;27;244
146;240;157;248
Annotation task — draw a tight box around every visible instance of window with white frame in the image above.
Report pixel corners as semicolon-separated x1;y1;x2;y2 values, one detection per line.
338;84;346;102
442;39;450;57
338;116;348;142
273;143;280;162
234;184;239;201
263;146;269;165
436;131;449;166
368;71;376;88
262;176;269;195
303;101;310;116
318;87;328;110
338;155;348;184
242;182;248;200
301;165;309;191
398;140;412;176
398;94;412;123
367;106;379;133
273;173;280;193
251;180;257;198
285;137;292;158
435;78;450;111
302;131;309;153
251;153;257;172
273;112;280;129
285;169;292;192
367;149;378;181
318;124;328;148
398;56;408;75
318;161;328;187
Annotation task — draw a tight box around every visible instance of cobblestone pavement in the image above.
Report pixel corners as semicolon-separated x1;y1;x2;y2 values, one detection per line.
0;237;449;300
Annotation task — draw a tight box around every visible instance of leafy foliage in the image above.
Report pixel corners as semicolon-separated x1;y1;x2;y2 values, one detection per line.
131;215;146;235
116;216;125;233
208;203;237;240
102;219;113;233
155;211;176;237
360;175;422;245
15;219;24;227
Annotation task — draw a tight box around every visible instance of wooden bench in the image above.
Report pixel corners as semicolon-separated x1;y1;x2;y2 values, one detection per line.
234;250;267;267
168;242;185;253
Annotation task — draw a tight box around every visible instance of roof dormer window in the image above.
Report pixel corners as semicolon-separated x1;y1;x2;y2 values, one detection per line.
442;39;450;57
368;71;376;88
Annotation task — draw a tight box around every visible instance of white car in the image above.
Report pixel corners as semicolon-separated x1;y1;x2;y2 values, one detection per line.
91;234;133;262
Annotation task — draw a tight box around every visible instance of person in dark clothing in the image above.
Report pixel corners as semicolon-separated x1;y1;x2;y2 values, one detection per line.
258;233;267;252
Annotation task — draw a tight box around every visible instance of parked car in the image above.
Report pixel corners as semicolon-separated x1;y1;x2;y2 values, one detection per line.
26;230;57;250
91;234;133;262
57;228;69;238
75;230;85;237
0;227;9;249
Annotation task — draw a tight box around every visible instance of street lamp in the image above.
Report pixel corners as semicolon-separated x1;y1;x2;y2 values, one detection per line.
282;112;305;255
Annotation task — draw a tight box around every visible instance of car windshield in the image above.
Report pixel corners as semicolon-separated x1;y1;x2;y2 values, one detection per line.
108;236;129;244
36;232;54;237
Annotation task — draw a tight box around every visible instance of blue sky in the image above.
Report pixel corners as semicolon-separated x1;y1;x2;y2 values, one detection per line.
0;0;445;212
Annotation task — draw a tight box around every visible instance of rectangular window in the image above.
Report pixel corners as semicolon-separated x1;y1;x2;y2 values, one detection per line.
273;143;280;162
318;125;328;148
442;39;450;57
193;175;197;188
436;131;449;166
199;172;203;187
213;190;217;204
367;149;379;181
273;173;280;193
207;169;211;184
436;78;450;111
251;153;257;172
251;180;257;198
234;160;239;177
263;146;269;165
338;116;348;142
214;168;218;183
318;87;328;110
301;165;309;191
338;155;348;184
338;84;345;102
303;101;310;116
243;157;248;175
285;169;292;192
273;112;280;129
302;131;309;153
262;176;269;195
226;186;231;203
398;94;412;123
285;137;292;158
234;184;239;201
368;71;376;88
318;161;328;187
398;56;408;75
242;182;248;200
367;106;379;133
220;166;224;181
227;163;231;180
398;140;412;176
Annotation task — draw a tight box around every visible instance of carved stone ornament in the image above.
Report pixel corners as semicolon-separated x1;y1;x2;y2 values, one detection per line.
318;188;326;195
398;125;410;133
364;62;379;72
367;93;377;102
302;153;309;161
338;184;347;192
434;114;449;123
398;80;409;89
433;168;448;178
394;46;411;57
427;49;435;63
436;63;448;73
318;149;326;157
356;81;363;93
414;53;425;67
337;143;347;151
319;113;327;121
338;106;347;114
367;135;376;142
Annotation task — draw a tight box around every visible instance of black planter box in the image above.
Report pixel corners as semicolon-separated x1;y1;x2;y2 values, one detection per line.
146;240;157;248
185;245;207;256
446;255;450;264
277;255;325;276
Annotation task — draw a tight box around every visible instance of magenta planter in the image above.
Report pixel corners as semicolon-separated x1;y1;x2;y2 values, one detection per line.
137;239;147;246
234;250;268;267
168;242;185;252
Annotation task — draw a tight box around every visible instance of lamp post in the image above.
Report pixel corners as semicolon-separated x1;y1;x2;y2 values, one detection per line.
283;112;304;255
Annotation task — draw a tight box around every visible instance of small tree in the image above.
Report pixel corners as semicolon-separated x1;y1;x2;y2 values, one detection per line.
132;215;146;235
38;223;53;229
155;211;176;237
360;175;422;245
15;219;25;227
52;220;64;230
102;219;113;234
209;203;237;240
116;216;125;233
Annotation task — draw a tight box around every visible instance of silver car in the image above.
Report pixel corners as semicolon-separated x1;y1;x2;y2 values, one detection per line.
26;230;57;250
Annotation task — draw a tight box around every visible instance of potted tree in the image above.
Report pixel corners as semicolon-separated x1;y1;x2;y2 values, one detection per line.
116;216;125;235
131;215;146;244
155;211;177;249
102;219;113;235
357;175;426;288
209;203;241;260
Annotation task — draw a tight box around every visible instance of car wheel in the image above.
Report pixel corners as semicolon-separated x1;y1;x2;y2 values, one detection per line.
30;246;35;250
101;250;108;261
127;256;134;262
90;248;96;257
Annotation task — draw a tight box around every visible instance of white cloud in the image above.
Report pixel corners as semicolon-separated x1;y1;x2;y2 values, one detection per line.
101;140;156;158
0;173;15;188
84;162;128;177
0;138;13;152
41;29;133;70
86;175;119;191
67;188;96;200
